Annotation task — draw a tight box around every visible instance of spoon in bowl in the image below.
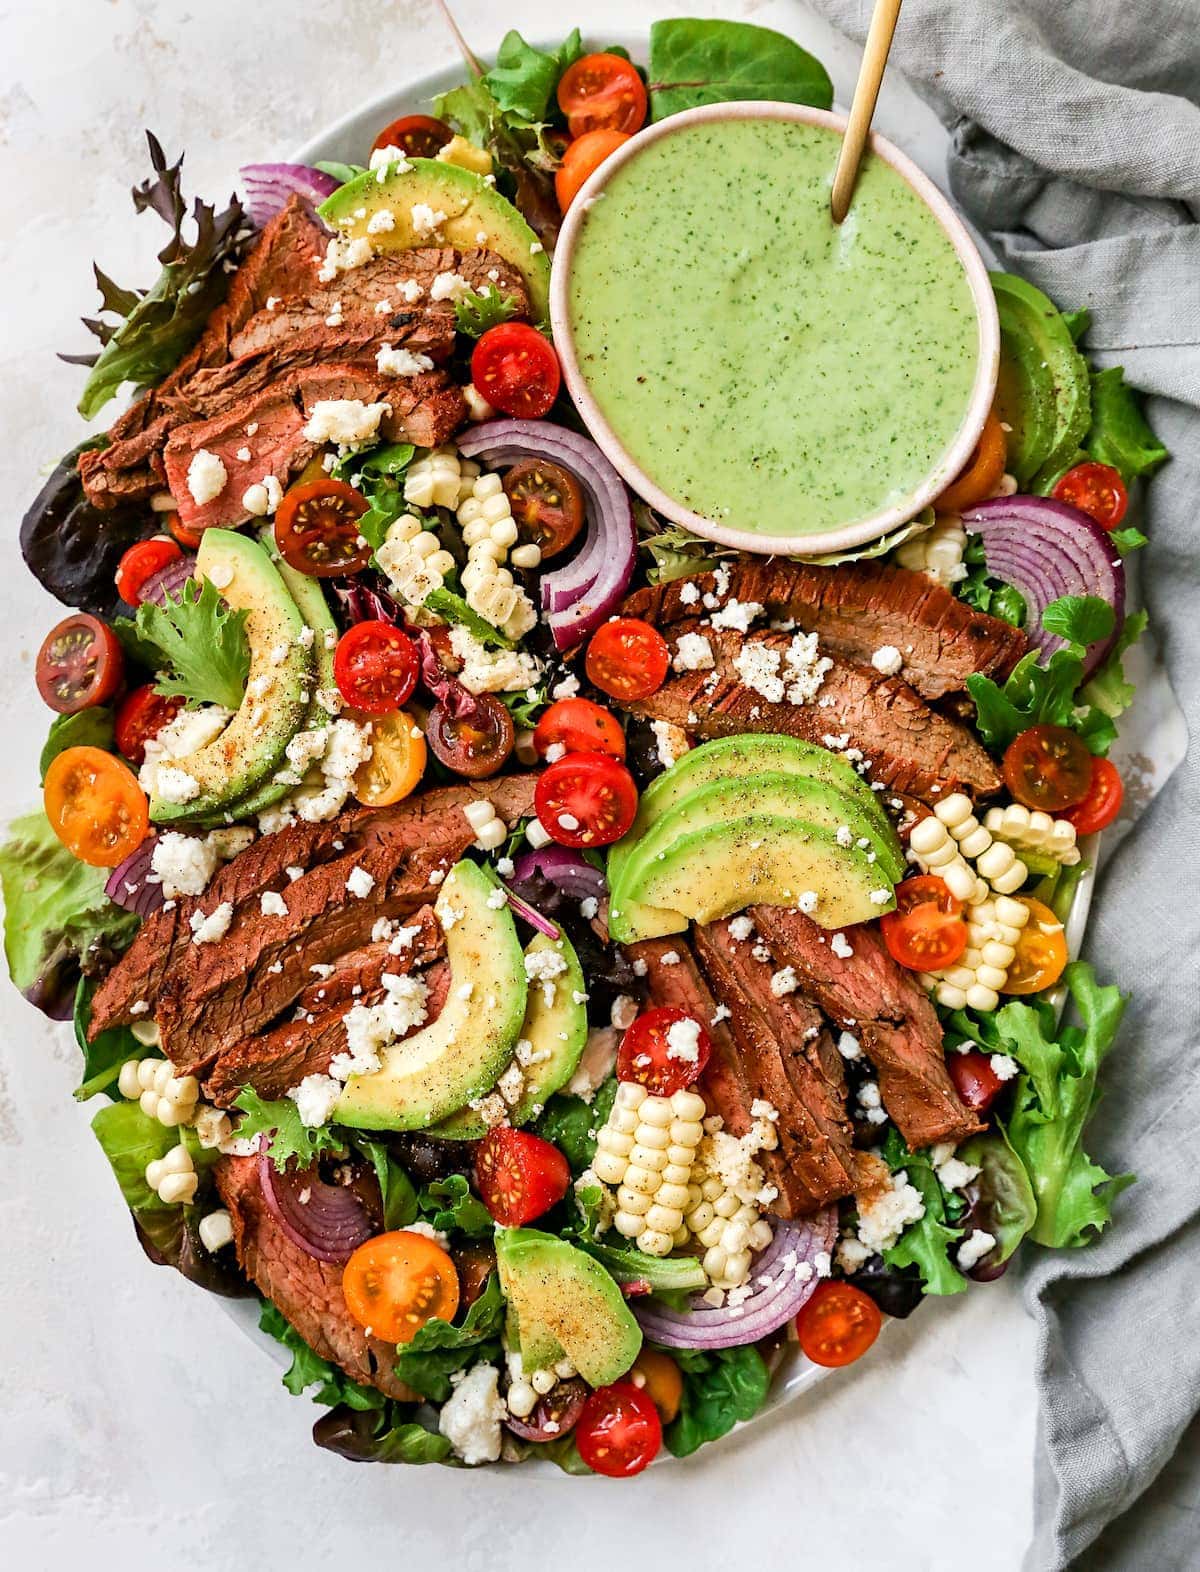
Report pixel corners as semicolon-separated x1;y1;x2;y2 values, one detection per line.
830;0;904;224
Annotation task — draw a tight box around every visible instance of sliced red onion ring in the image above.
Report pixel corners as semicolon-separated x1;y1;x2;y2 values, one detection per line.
104;835;164;918
240;162;342;228
962;495;1125;680
632;1210;838;1350
511;845;607;905
504;1376;589;1443
500;885;561;941
257;1144;375;1264
138;554;196;607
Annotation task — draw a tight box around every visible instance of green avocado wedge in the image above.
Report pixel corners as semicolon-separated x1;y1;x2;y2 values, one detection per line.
335;861;527;1131
318;158;551;321
991;272;1091;485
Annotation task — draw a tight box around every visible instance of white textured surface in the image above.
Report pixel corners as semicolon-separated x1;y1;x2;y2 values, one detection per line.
0;2;1034;1567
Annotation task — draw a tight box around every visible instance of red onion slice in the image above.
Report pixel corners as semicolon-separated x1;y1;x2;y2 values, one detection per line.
257;1145;375;1264
240;162;342;228
962;495;1125;679
104;835;165;918
511;845;607;905
500;885;561;940
138;554;196;608
632;1210;837;1350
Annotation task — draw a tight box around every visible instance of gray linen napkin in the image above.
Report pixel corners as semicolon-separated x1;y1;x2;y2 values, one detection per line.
805;2;1200;1566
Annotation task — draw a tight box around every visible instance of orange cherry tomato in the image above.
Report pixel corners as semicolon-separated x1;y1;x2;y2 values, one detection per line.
575;1381;662;1477
557;54;647;138
471;323;561;421
934;409;1007;513
43;746;149;868
879;875;968;972
628;1349;684;1425
274;479;371;577
555;128;631;211
370;113;453;159
533;697;626;761
341;1230;460;1345
166;513;204;550
585;617;670;702
796;1281;883;1368
351;708;427;807
1062;756;1123;835
36;614;124;715
534;751;638;848
1002;896;1068;996
1003;724;1094;813
1052;462;1129;531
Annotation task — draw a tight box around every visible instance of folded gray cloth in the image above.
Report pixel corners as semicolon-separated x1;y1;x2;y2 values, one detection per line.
805;3;1200;1567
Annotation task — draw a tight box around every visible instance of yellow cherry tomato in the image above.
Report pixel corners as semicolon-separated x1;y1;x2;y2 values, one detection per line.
352;708;427;806
1002;896;1069;995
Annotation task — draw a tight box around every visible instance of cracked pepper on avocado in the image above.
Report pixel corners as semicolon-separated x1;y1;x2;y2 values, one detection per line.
3;19;1168;1472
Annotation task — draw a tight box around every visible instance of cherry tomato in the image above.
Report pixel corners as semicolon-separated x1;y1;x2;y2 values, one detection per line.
1003;724;1094;812
933;409;1007;513
533;697;626;761
333;621;419;713
114;686;185;766
370;113;453;159
351;708;427;806
796;1281;883;1368
43;746;149;868
1062;756;1123;835
115;537;184;606
628;1349;683;1424
949;1049;1007;1114
426;694;514;779
879;875;968;972
36;615;125;716
557;53;648;138
1003;896;1068;996
585;618;670;703
555;128;630;211
535;751;638;848
616;1006;712;1096
274;479;371;577
1052;461;1129;531
575;1381;662;1477
471;323;561;421
502;458;585;558
166;513;204;550
342;1230;460;1345
474;1128;570;1226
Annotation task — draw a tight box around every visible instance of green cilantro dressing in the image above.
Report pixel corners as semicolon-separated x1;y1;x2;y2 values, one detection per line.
565;119;980;537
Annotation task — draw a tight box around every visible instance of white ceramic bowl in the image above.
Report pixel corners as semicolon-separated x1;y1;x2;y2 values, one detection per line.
549;100;1001;559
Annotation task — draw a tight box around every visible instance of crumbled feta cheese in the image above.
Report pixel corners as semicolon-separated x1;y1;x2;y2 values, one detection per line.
438;1363;505;1465
728;915;754;941
836;1031;862;1061
869;887;892;906
769;966;798;998
550;672;581;701
957;1229;998;1272
659;950;680;966
447;625;541;695
155;765;201;805
338;972;430;1078
665;1016;702;1064
796;890;820;914
871;644;904;676
189;902;234;946
317;234;374;281
345;866;375;899
368;144;412;177
990;1053;1020;1082
678;581;701;606
151;832;220;900
410;202;447;240
260;890;289;917
376;343;434;377
831;932;854;959
242;482;271;516
672;632;715;672
287;1073;341;1127
856;1170;926;1254
732;641;785;703
709;598;763;633
302;399;390;447
186;449;228;506
649;719;688;769
366;207;396;234
429;270;472;302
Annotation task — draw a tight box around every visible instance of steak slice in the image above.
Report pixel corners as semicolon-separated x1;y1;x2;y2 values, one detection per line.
624;625;1003;800
751;907;982;1148
215;1154;417;1400
621;559;1026;701
691;920;865;1212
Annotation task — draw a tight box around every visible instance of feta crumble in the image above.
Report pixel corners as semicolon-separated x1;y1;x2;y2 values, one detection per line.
186;449;228;506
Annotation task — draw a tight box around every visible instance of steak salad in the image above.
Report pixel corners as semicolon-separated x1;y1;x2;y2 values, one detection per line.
3;20;1169;1474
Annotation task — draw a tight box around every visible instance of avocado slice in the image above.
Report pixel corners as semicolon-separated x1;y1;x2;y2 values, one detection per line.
611;813;894;943
336;860;527;1131
495;1227;642;1387
150;531;314;824
318;158;551;322
990;272;1091;485
431;929;589;1139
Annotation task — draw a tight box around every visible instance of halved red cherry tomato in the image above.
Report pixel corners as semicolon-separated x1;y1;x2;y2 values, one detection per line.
616;1006;712;1096
342;1230;460;1345
36;614;124;715
474;1128;570;1226
370;113;453;159
115;538;183;606
533;697;626;761
1062;756;1123;835
949;1049;1007;1114
575;1381;662;1477
535;751;638;848
426;695;515;779
1052;461;1129;531
471;323;561;420
796;1281;882;1368
879;875;968;972
557;53;648;138
1003;896;1068;996
333;621;419;714
555;128;630;211
114;686;184;766
585;618;670;703
274;479;371;577
44;746;149;868
1003;724;1094;812
502;458;585;558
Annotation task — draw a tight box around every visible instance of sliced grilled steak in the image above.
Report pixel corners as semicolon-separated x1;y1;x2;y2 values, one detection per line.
691;920;864;1212
215;1154;417;1400
624;624;1002;799
621;559;1026;700
750;907;982;1148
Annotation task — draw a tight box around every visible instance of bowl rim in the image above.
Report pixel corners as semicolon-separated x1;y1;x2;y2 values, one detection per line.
548;99;1000;559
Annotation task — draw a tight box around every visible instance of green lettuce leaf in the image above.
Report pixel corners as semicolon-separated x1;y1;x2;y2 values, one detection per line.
39;708;115;783
453;286;520;339
1084;367;1169;483
663;1344;771;1457
90;1099;180;1211
73;976;142;1101
648;19;833;119
534;1079;617;1173
393;1272;506;1401
1081;608;1148;726
333;440;415;550
880;1128;967;1295
313;161;368;183
1040;594;1116;649
123;577;250;710
484;29;582;124
350;1136;418;1231
416;1173;493;1238
258;1301;386;1409
231;1088;346;1169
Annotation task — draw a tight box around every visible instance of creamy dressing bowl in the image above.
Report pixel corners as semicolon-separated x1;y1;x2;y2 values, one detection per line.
550;102;1000;558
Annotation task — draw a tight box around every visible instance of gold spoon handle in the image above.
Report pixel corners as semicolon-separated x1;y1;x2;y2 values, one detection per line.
831;0;904;224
